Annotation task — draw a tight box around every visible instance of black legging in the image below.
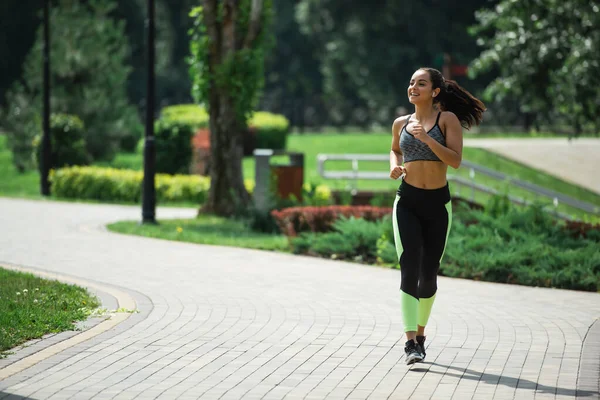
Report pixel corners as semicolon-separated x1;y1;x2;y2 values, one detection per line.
392;180;452;332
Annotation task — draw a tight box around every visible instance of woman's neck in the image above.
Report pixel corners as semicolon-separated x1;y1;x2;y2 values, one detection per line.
414;105;437;121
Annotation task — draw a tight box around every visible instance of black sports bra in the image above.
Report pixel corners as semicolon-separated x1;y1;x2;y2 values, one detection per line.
399;113;446;163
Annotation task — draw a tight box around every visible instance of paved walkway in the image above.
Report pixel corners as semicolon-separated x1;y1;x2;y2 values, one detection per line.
0;197;599;400
464;138;600;196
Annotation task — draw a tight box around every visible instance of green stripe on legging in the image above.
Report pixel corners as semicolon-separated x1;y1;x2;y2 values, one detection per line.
417;293;436;327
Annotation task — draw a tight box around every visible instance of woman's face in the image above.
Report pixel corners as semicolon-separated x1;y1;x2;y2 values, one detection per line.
407;69;438;104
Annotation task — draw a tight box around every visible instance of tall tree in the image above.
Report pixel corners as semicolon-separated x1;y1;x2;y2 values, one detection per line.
3;0;141;165
189;0;273;216
470;0;600;134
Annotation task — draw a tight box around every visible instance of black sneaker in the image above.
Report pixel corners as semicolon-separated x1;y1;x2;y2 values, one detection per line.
416;336;426;360
404;340;423;365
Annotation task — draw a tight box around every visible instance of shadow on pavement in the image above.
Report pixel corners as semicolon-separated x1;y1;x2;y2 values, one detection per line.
0;392;38;400
409;363;599;398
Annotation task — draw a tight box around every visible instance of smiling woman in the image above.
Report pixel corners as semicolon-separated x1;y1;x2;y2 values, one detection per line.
389;67;486;365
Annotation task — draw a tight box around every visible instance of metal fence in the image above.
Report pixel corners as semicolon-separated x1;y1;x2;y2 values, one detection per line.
316;153;600;219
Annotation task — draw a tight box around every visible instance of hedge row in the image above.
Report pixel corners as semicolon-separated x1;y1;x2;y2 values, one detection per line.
50;166;215;204
160;104;290;150
49;166;333;206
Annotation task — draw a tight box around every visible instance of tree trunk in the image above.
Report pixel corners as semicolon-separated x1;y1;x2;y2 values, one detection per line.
200;96;250;216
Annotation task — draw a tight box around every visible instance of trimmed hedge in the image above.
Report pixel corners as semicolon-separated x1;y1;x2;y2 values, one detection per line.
48;166;330;206
250;112;290;150
50;166;211;204
160;104;209;129
160;104;290;150
271;205;392;237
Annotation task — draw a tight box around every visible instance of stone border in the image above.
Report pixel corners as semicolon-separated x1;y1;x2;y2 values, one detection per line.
0;263;148;381
578;318;600;398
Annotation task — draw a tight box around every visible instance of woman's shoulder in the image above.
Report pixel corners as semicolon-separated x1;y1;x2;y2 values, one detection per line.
439;111;459;124
393;114;411;131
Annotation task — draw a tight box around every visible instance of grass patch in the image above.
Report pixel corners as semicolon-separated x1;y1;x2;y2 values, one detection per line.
0;267;101;358
0;135;43;200
95;152;142;170
107;214;289;252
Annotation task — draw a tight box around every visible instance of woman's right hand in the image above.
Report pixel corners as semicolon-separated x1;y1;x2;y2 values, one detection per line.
390;165;406;180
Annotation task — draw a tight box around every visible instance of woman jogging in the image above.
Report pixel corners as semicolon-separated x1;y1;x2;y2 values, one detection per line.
389;67;485;364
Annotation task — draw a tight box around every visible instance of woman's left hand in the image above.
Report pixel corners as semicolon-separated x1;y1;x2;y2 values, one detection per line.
412;123;432;144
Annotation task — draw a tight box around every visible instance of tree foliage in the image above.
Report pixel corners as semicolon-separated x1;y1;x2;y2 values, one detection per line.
470;0;600;133
295;0;489;127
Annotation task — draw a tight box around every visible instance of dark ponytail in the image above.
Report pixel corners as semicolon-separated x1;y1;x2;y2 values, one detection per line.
421;68;486;129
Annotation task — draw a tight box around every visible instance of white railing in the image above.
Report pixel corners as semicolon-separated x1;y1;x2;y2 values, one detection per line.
316;153;600;218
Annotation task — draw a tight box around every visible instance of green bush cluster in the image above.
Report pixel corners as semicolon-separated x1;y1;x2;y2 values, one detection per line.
441;205;600;292
289;199;600;292
292;217;389;263
154;118;195;174
250;111;290;150
159;104;290;150
160;104;209;129
34;113;91;169
50;166;211;204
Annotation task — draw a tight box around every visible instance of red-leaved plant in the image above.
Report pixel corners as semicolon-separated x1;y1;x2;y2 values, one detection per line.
271;205;392;237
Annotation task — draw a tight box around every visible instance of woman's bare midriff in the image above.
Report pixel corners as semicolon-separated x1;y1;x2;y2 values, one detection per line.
403;161;448;189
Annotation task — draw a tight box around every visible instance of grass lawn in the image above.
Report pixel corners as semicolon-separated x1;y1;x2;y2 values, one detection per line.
108;214;289;252
0;136;43;200
0;267;100;358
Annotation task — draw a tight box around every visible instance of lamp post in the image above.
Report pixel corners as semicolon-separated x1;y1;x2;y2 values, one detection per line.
40;0;52;196
142;0;156;224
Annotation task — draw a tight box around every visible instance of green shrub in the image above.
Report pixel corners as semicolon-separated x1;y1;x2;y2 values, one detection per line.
154;118;195;175
50;166;210;204
442;205;600;291
160;104;209;129
118;113;144;153
250;111;290;150
292;216;387;263
159;104;290;150
292;197;600;292
34;114;91;169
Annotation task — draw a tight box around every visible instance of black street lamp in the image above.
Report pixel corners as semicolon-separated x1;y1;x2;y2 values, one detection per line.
40;0;52;196
142;0;156;224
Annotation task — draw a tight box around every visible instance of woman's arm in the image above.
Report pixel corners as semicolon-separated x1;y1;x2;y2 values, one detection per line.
390;116;407;178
